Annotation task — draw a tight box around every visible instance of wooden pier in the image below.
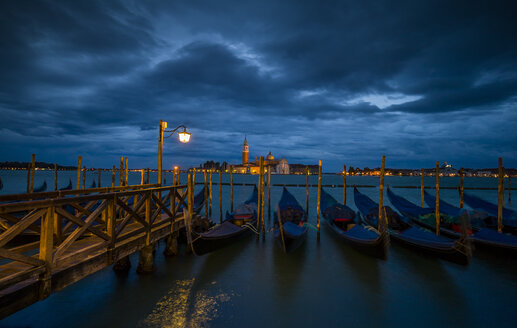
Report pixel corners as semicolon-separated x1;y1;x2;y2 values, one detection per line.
0;183;207;319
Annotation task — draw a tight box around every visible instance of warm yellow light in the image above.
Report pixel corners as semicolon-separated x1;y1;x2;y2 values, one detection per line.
178;131;191;143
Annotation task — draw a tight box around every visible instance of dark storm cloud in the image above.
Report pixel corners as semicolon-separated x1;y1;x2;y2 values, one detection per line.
1;0;516;170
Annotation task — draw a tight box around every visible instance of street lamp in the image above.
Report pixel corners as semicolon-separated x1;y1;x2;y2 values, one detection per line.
158;120;191;185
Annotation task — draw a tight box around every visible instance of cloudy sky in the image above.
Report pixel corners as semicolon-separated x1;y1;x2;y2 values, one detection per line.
1;0;516;171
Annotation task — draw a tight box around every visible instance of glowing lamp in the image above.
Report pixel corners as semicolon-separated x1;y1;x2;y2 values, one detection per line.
178;130;191;143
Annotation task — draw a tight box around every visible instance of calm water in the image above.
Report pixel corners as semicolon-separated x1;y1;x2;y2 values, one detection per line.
1;170;516;328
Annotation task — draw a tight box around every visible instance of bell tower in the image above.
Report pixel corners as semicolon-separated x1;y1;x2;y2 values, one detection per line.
242;136;249;165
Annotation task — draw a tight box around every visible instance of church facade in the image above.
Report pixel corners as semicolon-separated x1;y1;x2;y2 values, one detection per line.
231;137;289;174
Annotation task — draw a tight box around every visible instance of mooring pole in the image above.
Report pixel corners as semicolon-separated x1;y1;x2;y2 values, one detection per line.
112;165;115;187
176;166;180;185
257;159;263;236
306;166;309;214
421;168;425;208
140;169;144;185
267;165;271;220
219;169;223;223
435;161;440;235
204;169;208;219
146;168;150;184
343;164;347;205
98;168;101;188
230;166;234;212
261;157;265;237
509;176;512;204
76;156;82;190
459;168;465;208
30;154;35;193
378;156;385;231
26;164;30;193
209;169;213;216
317;160;322;235
125;157;129;186
54;164;58;191
158;120;165;186
119;157;124;187
498;158;504;233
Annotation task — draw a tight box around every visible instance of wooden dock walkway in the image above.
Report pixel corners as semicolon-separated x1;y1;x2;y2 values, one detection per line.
0;183;207;319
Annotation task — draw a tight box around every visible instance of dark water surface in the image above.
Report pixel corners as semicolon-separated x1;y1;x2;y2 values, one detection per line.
1;171;516;327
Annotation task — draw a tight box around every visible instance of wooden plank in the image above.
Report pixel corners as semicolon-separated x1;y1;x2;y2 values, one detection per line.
39;206;54;264
54;207;110;241
0;248;45;267
0;209;45;248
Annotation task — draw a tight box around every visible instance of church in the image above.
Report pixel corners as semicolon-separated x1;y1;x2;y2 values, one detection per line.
231;137;289;174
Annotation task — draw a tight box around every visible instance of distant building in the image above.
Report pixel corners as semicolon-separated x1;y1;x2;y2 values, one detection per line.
231;137;289;174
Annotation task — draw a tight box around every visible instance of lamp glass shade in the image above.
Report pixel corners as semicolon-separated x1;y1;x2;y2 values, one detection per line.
178;131;191;143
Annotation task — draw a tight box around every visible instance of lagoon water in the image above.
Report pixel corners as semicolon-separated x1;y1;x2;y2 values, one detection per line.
1;170;516;327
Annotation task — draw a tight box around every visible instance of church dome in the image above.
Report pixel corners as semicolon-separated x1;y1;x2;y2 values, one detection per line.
266;152;274;161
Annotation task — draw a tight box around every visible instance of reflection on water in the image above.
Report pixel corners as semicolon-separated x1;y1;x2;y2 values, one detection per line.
140;279;232;328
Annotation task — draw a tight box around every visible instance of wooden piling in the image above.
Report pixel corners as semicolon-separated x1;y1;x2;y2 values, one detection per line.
230;166;234;212
82;166;86;190
378;156;385;231
459;168;465;208
306;166;309;214
316;160;322;233
125;157;128;186
76;156;82;190
498;158;504;233
268;165;271;219
257;159;263;234
26;164;30;193
343;164;347;205
54;164;58;191
30;154;35;193
112;165;115;187
435;161;440;235
140;169;144;185
219;169;223;223
421;168;424;208
509;176;512;204
209;169;213;216
146;168;150;184
204;170;208;219
98;168;101;188
176;167;180;185
261;157;265;236
158;120;165;186
119;157;124;187
188;173;193;216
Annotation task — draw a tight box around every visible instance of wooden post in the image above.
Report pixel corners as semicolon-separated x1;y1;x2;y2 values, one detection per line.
498;158;504;233
435;161;440;235
39;205;54;298
30;154;36;193
268;165;271;219
125;157;129;186
82;166;86;190
317;160;322;232
98;168;101;188
378;156;385;231
257;159;262;234
76;156;82;190
343;164;347;205
26;164;30;193
209;169;213;216
509;176;512;204
176;166;180;185
54;164;58;191
137;190;154;273
277;205;287;253
306;166;309;214
188;173;193;216
140;169;144;185
172;168;176;186
119;157;124;187
459;168;465;208
112;165;116;187
219;169;223;223
204;170;208;218
158;120;165;186
261;157;265;236
230;166;234;212
421;168;425;208
146;168;150;184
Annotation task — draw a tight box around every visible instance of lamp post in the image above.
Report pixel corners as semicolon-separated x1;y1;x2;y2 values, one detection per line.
158;120;191;185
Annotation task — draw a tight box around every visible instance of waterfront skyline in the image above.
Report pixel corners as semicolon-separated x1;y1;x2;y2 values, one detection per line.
1;1;516;172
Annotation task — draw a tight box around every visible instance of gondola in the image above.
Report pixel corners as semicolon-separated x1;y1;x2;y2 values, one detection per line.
60;178;73;190
33;181;47;193
191;186;258;255
274;187;308;253
90;180;97;189
354;187;470;264
422;190;517;253
320;188;388;259
462;191;517;231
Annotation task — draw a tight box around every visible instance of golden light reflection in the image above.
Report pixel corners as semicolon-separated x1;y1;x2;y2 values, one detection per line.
140;279;232;328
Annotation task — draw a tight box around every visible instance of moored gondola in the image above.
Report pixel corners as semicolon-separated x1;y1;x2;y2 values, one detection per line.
462;191;517;231
354;187;470;265
191;186;258;255
421;189;517;253
321;188;388;259
33;181;47;193
274;187;308;253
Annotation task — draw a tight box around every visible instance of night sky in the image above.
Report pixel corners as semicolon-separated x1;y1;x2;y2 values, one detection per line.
1;0;516;172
